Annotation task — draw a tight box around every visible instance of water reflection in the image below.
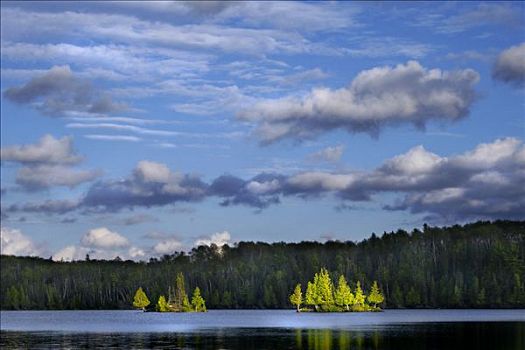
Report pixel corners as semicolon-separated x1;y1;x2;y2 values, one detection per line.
1;322;524;349
302;329;377;350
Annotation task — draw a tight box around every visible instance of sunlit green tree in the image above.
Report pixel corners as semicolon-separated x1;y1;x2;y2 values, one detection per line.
353;281;365;310
191;287;206;312
289;283;303;312
367;281;384;308
334;275;354;311
156;295;170;312
315;267;334;309
305;281;317;311
132;287;150;311
170;272;189;311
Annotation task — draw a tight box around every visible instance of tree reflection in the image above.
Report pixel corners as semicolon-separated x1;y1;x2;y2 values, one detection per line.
1;323;524;349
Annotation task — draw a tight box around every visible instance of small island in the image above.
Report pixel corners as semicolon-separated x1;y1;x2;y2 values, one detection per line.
133;272;206;312
289;268;384;312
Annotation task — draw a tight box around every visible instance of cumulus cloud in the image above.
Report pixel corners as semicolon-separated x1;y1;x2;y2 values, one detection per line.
52;227;142;261
153;238;183;255
1;135;100;191
8;138;524;222
1;134;82;165
81;227;129;249
194;231;231;247
82;161;207;211
128;246;146;259
239;61;479;143
209;173;283;208
492;43;525;87
309;145;345;163
16;165;101;190
3;65;125;116
211;137;524;220
0;226;41;256
52;245;88;261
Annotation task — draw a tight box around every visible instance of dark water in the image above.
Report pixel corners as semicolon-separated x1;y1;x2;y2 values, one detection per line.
1;310;524;349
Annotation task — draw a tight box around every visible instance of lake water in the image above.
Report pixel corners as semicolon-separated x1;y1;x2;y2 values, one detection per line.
1;309;524;349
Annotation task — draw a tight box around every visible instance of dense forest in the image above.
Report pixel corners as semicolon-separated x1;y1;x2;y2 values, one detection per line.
1;220;524;310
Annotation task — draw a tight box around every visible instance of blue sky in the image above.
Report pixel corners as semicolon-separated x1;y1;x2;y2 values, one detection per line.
1;1;524;261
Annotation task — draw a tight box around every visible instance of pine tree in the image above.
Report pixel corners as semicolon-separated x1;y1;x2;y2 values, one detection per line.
157;295;170;312
305;281;317;311
191;287;206;312
132;287;150;311
353;281;365;310
289;283;303;312
315;268;334;309
367;281;384;308
334;275;354;311
173;272;189;311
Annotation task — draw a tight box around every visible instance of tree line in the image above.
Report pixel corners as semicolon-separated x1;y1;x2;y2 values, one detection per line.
1;220;524;310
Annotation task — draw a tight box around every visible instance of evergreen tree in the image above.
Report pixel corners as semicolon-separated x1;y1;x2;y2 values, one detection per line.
334;275;354;311
173;272;189;311
367;281;384;308
289;284;303;312
157;295;170;312
305;281;317;311
132;287;150;311
353;281;365;310
315;268;334;309
191;287;206;312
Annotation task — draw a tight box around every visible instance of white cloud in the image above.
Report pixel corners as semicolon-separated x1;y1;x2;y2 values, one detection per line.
452;137;522;169
52;245;87;262
52;244;133;262
16;164;100;190
1;134;82;165
194;231;231;247
0;227;41;256
381;145;443;175
153;239;183;255
1;135;100;191
81;227;130;249
53;228;144;261
0;8;316;56
128;246;146;258
134;160;172;183
287;173;355;192
246;179;281;195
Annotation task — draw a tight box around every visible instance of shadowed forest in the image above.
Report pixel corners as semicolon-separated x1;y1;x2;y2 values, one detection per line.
1;221;524;310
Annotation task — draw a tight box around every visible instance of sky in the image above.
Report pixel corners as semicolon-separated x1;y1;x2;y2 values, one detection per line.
1;1;524;261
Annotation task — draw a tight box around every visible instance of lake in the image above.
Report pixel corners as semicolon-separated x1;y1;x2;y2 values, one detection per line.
1;309;524;349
